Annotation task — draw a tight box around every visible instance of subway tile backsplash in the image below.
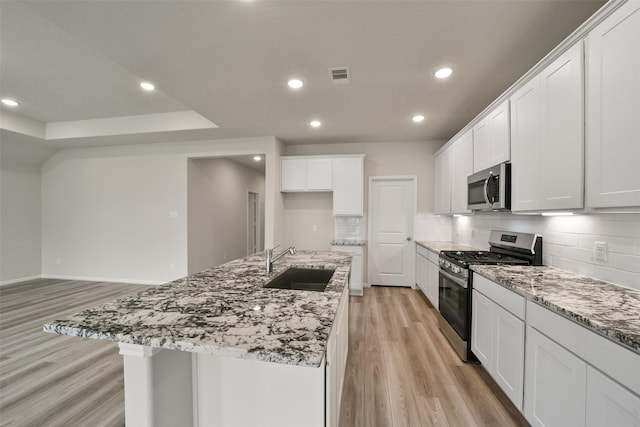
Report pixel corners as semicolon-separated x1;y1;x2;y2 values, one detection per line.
451;212;640;291
334;216;367;240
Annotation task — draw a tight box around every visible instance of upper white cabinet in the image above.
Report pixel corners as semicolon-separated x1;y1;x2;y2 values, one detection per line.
332;156;364;216
473;100;510;172
434;148;452;214
586;0;640;209
511;42;584;212
281;157;332;192
450;130;474;214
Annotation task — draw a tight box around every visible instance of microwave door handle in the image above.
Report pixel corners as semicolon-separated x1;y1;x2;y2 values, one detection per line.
483;172;493;207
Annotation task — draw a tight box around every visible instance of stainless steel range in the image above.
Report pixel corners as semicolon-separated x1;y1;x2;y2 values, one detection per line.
438;230;542;362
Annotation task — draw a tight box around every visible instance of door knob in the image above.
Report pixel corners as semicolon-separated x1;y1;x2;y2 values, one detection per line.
407;237;412;241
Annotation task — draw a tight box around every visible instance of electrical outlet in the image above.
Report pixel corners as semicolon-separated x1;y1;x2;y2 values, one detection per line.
594;241;607;262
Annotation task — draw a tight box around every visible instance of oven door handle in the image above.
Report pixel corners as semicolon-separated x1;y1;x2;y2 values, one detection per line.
439;268;468;288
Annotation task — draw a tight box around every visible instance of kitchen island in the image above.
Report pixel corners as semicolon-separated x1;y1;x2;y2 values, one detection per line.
44;250;352;427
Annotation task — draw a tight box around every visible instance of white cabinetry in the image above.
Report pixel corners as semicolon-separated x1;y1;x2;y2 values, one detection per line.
524;326;587;427
586;366;640;427
326;289;349;427
511;42;584;212
450;130;473;214
434;148;452;214
331;245;364;296
471;275;525;409
281;157;332;192
473;100;510;172
586;0;640;209
332;156;364;216
416;245;439;309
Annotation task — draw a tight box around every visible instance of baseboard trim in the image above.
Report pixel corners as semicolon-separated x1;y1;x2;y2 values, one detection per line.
0;275;43;287
40;274;164;286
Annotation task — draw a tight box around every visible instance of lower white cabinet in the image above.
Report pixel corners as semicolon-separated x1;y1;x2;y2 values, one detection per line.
586;366;640;427
331;245;364;296
416;245;438;309
471;275;525;409
326;289;349;427
524;326;587;427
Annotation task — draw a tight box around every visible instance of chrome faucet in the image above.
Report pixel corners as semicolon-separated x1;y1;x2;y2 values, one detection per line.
265;245;296;274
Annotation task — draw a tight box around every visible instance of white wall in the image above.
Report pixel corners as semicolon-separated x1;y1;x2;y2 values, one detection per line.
282;192;334;251
0;135;55;284
41;137;282;285
452;212;640;290
187;158;265;274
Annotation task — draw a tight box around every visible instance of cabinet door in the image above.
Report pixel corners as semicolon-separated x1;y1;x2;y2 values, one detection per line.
350;254;363;295
493;304;525;410
325;331;339;427
451;131;473;214
307;158;332;191
524;326;587;427
333;157;363;216
415;253;427;294
471;290;494;367
427;259;439;310
434;149;452;214
586;1;640;209
488;100;510;166
540;42;584;210
281;158;307;191
511;77;542;212
586;366;640;427
473;117;491;172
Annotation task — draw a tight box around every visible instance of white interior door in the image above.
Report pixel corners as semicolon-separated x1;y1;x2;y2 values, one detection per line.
369;177;415;287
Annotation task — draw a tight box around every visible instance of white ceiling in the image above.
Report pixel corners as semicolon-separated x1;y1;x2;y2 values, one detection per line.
0;0;606;149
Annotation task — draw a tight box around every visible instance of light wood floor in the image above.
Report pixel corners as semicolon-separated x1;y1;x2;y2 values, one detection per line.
339;286;529;427
0;279;149;427
1;280;528;426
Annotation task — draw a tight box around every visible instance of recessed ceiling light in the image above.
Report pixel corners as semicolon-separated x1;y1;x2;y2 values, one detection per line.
140;82;155;91
434;67;453;79
1;98;19;107
287;79;304;89
309;120;322;128
412;114;425;123
253;155;262;161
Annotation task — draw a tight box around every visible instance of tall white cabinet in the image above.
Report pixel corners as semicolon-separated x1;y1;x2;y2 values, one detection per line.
511;42;584;212
450;130;473;214
586;0;640;209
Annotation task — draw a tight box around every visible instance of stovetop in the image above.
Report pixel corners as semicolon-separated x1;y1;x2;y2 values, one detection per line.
440;250;530;269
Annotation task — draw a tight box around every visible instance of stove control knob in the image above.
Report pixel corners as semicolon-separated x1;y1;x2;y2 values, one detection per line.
452;265;461;274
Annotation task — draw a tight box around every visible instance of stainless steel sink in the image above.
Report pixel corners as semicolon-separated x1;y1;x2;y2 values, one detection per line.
264;267;335;292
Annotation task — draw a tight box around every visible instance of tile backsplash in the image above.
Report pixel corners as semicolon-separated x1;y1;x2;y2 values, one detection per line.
334;216;367;240
452;212;640;291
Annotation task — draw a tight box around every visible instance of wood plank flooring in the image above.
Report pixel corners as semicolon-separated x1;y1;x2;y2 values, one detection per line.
0;279;149;427
339;286;529;427
1;280;528;426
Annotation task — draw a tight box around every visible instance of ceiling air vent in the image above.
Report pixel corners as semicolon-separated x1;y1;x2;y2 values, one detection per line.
329;66;351;84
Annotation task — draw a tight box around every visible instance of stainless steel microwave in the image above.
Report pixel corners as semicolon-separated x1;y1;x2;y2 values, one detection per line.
467;162;511;211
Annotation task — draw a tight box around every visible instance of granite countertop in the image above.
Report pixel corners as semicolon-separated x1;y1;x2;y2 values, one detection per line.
330;239;366;246
471;265;640;354
416;240;482;253
43;250;352;367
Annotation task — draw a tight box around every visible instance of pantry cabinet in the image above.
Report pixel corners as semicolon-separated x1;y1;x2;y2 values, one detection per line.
511;42;584;212
473;100;510;172
281;157;332;192
586;0;640;209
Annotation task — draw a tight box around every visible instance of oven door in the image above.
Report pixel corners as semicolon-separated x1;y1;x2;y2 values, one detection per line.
438;268;469;341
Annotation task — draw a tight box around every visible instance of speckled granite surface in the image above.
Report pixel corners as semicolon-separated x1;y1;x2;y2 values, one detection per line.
416;241;482;253
43;251;352;367
472;265;640;354
330;240;366;246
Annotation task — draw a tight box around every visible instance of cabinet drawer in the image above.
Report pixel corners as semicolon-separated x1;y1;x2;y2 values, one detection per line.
416;245;430;258
428;250;440;264
473;274;525;319
527;300;640;396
